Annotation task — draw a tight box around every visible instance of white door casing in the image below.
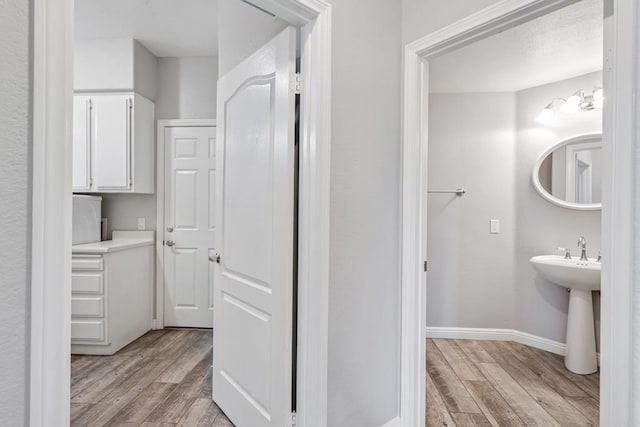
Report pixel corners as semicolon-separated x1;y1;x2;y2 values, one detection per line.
213;27;297;427
163;126;217;328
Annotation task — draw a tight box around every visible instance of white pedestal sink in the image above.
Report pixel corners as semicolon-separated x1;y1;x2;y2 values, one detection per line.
530;255;601;375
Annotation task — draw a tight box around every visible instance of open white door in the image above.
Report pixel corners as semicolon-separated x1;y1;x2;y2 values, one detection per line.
212;27;297;427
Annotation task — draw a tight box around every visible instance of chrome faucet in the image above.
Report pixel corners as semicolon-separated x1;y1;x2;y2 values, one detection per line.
577;236;588;261
557;247;572;259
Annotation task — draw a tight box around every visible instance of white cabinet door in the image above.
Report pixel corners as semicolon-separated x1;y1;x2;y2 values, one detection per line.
94;95;132;191
72;93;154;194
163;125;217;328
213;27;296;427
72;96;92;191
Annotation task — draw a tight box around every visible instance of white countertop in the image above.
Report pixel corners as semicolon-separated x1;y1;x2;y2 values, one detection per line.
72;230;154;254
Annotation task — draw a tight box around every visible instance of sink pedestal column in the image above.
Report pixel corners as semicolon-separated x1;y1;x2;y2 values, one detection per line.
565;288;597;374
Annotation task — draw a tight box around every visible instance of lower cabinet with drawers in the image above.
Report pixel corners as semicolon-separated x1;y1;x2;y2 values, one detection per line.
71;241;153;355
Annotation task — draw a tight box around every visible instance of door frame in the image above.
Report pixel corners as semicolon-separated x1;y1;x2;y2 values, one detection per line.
155;119;217;330
30;1;331;426
400;0;638;426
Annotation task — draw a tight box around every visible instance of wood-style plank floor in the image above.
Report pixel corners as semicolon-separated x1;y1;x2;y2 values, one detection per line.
71;328;234;427
426;338;599;426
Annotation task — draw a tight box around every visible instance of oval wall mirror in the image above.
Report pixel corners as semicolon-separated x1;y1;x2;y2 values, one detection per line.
532;133;602;210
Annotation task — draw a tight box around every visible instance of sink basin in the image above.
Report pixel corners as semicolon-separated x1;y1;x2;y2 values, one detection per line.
530;254;601;375
530;255;600;291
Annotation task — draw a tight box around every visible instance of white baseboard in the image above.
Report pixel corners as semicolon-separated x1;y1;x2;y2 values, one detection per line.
380;416;400;427
425;326;600;364
151;319;163;330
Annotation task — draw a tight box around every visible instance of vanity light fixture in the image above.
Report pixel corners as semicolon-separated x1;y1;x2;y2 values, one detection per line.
536;103;555;124
593;87;604;109
536;87;603;123
561;91;582;114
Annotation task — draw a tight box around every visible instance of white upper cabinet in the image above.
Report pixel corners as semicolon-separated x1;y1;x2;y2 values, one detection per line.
72;93;155;194
94;95;130;190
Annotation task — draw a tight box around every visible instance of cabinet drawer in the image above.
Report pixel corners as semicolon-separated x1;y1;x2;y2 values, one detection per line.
71;296;104;317
71;319;105;342
72;256;104;271
72;272;103;294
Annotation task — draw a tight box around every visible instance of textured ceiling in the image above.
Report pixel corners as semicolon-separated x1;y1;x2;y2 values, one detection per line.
429;0;603;93
75;0;218;57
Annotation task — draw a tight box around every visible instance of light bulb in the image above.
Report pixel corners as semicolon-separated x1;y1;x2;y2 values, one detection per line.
536;106;554;124
593;88;604;109
561;93;581;114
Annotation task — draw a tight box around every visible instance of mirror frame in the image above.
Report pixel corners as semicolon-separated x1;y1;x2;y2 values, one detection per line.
532;133;603;211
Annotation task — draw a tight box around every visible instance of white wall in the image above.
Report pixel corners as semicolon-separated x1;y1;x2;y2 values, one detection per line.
427;72;603;347
218;1;402;425
74;39;158;101
75;38;134;92
156;56;218;120
218;0;288;76
0;0;30;423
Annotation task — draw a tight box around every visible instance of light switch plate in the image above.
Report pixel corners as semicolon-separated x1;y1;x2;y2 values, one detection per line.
490;219;500;234
137;218;146;230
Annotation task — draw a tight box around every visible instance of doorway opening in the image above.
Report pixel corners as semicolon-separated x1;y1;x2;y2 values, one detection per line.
400;0;637;426
31;0;331;425
423;0;603;422
70;1;225;424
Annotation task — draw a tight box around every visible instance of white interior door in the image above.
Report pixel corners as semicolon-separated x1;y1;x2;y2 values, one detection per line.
213;27;297;427
164;125;217;328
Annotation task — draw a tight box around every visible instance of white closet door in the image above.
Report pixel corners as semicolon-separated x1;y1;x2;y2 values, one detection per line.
163;125;217;328
213;27;297;427
72;96;92;191
94;95;131;191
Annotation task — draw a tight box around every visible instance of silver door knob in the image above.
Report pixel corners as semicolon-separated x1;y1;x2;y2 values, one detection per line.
166;226;174;232
166;240;175;247
209;253;221;263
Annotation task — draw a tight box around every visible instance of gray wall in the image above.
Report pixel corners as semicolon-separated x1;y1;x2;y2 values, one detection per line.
402;0;499;45
427;72;602;347
101;194;157;239
325;1;401;425
101;56;218;240
218;1;402;425
134;41;159;102
0;0;30;423
427;92;518;329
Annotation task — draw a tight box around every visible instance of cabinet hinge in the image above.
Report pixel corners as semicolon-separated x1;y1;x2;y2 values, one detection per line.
294;73;302;95
287;411;296;427
88;99;92;110
424;260;428;272
128;98;133;109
